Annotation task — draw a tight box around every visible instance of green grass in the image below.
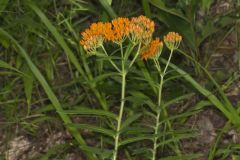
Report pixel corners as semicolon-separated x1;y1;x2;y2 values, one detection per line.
0;0;239;159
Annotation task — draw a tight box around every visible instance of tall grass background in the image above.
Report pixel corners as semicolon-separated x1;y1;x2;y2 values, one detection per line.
0;0;240;159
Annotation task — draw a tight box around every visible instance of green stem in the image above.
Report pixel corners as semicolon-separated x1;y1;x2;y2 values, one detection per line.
152;74;163;160
128;43;142;69
152;49;177;160
101;45;121;73
124;43;137;61
163;49;173;75
113;71;126;160
113;43;126;160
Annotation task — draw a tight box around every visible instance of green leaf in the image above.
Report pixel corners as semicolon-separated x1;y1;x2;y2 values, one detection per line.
180;100;212;123
44;56;54;81
27;2;86;78
90;72;120;85
123;126;154;135
39;143;69;160
198;15;237;46
121;113;142;131
201;0;214;12
28;1;108;110
79;145;113;158
23;65;34;114
192;100;212;110
141;0;152;18
149;0;189;22
0;0;9;16
67;123;115;137
160;110;201;124
162;58;240;126
128;91;156;112
71;0;99;15
132;147;152;156
157;133;196;148
99;0;117;18
137;61;157;94
159;153;203;160
119;135;152;146
163;93;194;109
0;60;22;74
62;107;118;120
0;28;95;159
143;110;156;118
106;0;112;5
0;33;10;48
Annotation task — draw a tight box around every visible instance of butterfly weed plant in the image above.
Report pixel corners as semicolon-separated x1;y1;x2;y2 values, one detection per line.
80;15;182;160
1;1;239;159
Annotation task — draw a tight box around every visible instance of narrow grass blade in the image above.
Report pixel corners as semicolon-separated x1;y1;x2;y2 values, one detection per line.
119;136;152;146
163;93;194;108
137;61;157;94
99;0;117;18
0;60;23;74
68;123;115;137
148;0;189;22
27;2;86;79
159;154;203;160
162;59;240;126
157;133;197;148
23;66;34;115
39;143;70;160
62;107;118;120
0;28;95;159
121;113;142;131
0;0;9;16
28;1;107;110
141;0;152;18
80;145;113;158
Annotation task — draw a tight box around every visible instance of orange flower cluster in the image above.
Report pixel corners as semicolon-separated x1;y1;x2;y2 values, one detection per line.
80;16;182;57
163;32;182;50
110;18;130;42
80;16;155;53
80;22;107;52
140;38;163;60
128;15;155;44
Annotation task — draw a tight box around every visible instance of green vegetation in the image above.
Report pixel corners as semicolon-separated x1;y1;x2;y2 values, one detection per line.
0;0;240;159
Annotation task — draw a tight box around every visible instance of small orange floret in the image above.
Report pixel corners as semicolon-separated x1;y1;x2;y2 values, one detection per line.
129;15;154;44
163;32;182;50
141;38;163;60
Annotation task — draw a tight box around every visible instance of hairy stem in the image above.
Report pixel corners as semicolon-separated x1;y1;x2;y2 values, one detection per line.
113;71;126;160
128;43;142;69
113;43;126;160
163;49;173;75
152;74;163;160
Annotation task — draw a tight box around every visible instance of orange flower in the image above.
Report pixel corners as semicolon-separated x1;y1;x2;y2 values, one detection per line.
141;38;163;60
163;32;182;50
129;15;154;44
80;16;156;52
111;17;130;43
80;22;104;53
102;22;114;41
